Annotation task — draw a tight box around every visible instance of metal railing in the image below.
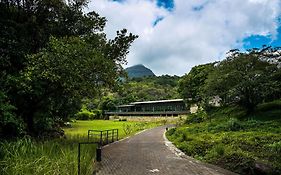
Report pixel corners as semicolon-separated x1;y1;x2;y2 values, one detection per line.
87;129;119;146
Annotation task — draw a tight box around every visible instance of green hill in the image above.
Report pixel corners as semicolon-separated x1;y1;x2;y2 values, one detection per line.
125;64;155;78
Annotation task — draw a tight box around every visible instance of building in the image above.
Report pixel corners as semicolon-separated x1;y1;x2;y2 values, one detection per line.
105;99;189;116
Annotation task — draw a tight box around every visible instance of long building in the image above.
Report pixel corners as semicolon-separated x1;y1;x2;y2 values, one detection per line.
105;99;189;116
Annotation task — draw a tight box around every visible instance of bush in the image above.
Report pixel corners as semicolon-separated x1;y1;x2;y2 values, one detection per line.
0;91;25;138
214;150;255;175
75;111;94;120
204;144;227;161
212;118;244;132
185;110;207;124
268;141;281;155
92;109;103;119
257;100;281;112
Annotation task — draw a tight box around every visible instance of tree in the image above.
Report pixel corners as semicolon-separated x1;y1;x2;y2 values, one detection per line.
204;47;281;114
178;63;214;104
0;0;137;137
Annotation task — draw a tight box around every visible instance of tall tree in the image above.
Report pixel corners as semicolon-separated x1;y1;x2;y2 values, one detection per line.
0;0;137;137
178;63;214;104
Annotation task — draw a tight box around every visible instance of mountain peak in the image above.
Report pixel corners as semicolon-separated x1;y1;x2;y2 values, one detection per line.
125;64;155;78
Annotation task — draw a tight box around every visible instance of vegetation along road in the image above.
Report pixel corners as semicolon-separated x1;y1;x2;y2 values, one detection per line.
95;125;237;175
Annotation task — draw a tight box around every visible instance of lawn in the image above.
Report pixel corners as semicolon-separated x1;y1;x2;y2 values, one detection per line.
64;120;138;138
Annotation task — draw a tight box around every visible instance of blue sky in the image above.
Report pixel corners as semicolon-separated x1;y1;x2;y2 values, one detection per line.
243;26;281;49
89;0;281;75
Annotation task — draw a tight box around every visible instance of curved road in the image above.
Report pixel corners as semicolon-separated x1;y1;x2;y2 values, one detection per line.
96;125;237;175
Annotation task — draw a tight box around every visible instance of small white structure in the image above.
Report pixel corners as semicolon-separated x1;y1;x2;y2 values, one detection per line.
190;104;198;114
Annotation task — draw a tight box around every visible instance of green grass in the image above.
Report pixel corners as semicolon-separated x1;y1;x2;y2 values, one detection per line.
166;101;281;175
65;120;136;138
1;119;164;175
0;136;94;175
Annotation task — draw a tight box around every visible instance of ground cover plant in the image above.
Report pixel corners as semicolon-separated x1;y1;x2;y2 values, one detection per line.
166;100;281;175
0;119;163;175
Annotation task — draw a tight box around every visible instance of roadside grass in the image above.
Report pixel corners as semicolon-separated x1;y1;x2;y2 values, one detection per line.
1;119;166;175
0;136;94;175
166;100;281;175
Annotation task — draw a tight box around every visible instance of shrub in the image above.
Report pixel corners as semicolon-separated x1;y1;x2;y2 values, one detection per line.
268;141;281;155
185;110;207;124
204;144;227;161
214;150;255;175
212;118;244;132
75;111;94;120
257;100;281;112
0;91;25;138
92;109;103;119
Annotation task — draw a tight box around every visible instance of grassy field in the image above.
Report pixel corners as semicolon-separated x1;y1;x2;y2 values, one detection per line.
166;100;281;175
64;118;180;138
0;119;164;175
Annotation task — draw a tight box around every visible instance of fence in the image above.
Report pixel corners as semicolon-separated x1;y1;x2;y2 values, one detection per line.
87;129;119;146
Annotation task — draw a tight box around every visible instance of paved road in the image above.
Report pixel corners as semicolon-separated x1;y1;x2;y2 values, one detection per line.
95;125;237;175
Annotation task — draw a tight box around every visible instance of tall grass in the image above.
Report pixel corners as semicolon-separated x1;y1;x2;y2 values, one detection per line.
0;136;96;175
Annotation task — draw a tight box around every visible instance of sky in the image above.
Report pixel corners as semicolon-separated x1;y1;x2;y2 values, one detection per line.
86;0;281;76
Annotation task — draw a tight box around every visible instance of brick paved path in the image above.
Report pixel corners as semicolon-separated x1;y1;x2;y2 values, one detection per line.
95;125;237;175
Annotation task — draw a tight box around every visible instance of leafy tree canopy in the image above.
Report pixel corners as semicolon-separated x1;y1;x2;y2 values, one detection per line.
204;47;281;113
0;0;137;137
178;63;215;104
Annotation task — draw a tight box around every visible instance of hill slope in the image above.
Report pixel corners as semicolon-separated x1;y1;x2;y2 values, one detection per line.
125;64;155;78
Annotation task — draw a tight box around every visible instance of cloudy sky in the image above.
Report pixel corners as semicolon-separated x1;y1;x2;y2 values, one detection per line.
87;0;281;75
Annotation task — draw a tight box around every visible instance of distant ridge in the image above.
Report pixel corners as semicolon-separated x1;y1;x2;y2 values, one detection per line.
125;64;155;78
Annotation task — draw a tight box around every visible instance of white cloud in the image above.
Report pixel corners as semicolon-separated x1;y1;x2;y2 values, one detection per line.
87;0;281;75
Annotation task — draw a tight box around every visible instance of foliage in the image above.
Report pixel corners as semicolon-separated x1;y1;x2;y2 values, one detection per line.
0;0;137;137
203;47;281;113
185;110;208;124
75;111;94;120
166;102;281;175
178;47;281;114
0;91;25;138
178;63;214;103
116;75;180;104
